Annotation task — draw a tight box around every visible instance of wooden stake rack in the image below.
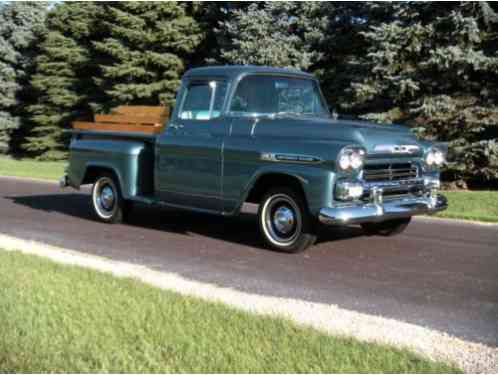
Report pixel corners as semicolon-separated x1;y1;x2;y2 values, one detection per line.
73;106;169;135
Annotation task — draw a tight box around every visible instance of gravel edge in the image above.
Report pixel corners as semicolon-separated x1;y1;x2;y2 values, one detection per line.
1;233;497;373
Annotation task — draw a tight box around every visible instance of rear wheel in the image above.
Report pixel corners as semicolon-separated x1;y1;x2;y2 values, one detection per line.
361;217;411;236
91;173;127;224
258;187;317;253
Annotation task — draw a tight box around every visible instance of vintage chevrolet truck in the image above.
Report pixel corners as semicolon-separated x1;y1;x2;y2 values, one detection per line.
61;66;447;252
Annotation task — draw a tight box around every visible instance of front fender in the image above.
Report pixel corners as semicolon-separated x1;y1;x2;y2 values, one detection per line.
237;164;336;217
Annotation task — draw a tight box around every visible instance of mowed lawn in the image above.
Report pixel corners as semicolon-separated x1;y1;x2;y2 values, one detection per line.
0;250;459;373
436;191;498;223
0;156;66;181
0;156;496;223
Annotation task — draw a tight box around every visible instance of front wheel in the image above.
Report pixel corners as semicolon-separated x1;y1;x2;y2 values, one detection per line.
361;217;411;236
258;187;317;253
91;173;127;224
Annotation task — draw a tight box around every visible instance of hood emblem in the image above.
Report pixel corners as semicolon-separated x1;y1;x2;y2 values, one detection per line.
373;144;420;154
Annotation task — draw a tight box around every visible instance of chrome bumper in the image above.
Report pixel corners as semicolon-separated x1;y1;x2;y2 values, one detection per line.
319;193;448;225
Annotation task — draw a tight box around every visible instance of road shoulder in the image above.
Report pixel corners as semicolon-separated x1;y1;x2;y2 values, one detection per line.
0;232;496;373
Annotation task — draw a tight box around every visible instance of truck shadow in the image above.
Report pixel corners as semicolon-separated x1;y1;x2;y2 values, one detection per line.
8;192;364;251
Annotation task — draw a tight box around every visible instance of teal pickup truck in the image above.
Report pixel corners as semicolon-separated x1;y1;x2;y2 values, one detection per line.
61;66;447;252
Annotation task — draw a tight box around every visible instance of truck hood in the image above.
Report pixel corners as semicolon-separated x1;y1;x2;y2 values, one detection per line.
253;117;424;156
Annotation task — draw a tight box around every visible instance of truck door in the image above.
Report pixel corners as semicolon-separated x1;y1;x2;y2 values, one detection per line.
155;79;229;212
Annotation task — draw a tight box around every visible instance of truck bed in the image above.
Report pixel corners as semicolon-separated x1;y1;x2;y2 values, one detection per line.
67;129;157;199
69;128;158;142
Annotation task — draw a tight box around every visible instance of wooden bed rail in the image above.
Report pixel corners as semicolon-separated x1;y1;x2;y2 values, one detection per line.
73;106;170;135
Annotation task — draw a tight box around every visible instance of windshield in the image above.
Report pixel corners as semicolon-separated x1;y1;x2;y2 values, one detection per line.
229;75;329;118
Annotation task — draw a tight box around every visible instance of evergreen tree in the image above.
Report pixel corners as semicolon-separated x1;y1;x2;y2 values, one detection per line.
94;2;203;106
213;2;383;112
0;2;47;154
350;2;498;184
217;2;328;70
23;2;102;160
317;2;396;114
187;2;249;67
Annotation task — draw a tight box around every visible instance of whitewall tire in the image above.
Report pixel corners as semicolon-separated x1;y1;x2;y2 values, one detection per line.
258;187;317;253
91;173;126;224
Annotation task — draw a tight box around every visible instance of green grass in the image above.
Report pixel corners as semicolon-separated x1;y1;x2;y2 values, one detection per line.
0;250;459;373
437;191;498;223
0;156;65;181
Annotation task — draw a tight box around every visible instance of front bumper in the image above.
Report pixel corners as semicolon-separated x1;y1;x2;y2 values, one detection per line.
319;193;447;225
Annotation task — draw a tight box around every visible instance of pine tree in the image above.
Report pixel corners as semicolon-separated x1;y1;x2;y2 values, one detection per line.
217;2;328;70
350;2;498;184
94;2;203;106
23;2;104;160
316;2;397;113
187;2;249;67
0;2;47;154
213;2;379;112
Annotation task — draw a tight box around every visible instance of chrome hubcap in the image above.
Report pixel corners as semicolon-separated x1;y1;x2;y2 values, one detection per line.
100;186;115;210
273;206;295;234
262;194;302;246
93;176;118;219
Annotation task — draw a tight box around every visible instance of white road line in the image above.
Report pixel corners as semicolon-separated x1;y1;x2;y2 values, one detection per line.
1;233;496;373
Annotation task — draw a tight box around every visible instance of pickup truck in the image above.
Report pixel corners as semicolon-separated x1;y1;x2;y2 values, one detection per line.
61;65;447;252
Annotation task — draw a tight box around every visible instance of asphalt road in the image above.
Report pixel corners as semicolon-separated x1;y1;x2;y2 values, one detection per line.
1;177;497;347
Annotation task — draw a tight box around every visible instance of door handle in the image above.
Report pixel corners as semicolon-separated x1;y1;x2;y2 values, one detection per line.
169;123;184;130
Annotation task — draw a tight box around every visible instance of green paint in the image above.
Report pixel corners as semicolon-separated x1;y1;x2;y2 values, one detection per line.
65;66;444;219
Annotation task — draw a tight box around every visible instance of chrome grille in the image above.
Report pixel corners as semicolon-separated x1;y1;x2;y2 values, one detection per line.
363;163;418;182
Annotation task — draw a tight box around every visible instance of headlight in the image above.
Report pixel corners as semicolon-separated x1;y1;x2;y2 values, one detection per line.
350;153;363;169
425;148;445;167
338;153;351;170
337;146;366;172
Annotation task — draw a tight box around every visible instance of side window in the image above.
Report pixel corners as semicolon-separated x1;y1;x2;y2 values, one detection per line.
179;81;227;121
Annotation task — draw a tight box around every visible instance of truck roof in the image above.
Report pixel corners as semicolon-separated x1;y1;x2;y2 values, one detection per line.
183;65;315;80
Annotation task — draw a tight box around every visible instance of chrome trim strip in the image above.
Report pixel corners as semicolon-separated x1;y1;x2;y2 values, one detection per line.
362;178;424;190
260;152;323;164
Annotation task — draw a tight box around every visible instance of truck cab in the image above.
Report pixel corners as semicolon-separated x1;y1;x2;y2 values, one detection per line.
62;66;447;252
